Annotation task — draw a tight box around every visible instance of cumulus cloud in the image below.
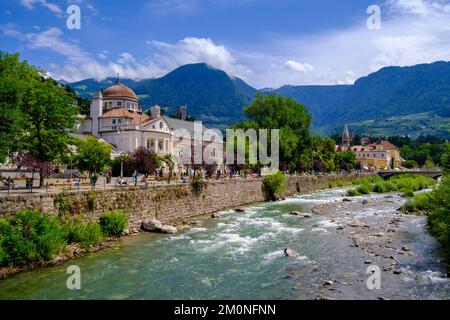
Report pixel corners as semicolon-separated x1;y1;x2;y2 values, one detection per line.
6;0;450;88
149;37;252;79
240;0;450;87
285;60;315;73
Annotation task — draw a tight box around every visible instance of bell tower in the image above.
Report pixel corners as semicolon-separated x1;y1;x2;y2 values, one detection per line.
91;91;103;137
341;121;351;151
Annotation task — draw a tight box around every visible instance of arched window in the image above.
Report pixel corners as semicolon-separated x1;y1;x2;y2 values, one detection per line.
160;122;164;129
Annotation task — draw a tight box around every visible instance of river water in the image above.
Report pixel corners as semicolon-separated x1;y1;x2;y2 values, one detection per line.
0;188;449;300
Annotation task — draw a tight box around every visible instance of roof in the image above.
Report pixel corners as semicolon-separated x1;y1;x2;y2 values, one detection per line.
101;108;150;126
102;84;138;102
381;141;398;150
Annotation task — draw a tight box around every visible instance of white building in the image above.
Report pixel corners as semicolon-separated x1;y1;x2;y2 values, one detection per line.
80;82;223;170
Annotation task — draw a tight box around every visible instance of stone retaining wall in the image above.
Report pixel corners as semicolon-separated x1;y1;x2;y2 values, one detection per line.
0;174;364;232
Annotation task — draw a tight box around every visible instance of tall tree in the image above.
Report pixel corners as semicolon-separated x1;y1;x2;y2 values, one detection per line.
21;77;80;186
0;52;80;186
235;93;312;170
160;154;175;183
75;136;112;176
0;52;31;162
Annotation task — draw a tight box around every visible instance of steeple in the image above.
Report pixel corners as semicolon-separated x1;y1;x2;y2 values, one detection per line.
341;120;351;150
115;72;120;84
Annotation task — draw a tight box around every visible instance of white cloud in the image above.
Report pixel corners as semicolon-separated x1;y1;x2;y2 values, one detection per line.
6;0;450;88
285;60;314;73
236;0;450;87
117;52;136;65
98;50;108;60
149;37;252;79
20;0;63;14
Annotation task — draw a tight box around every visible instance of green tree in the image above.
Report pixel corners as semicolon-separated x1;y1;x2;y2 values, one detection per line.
441;143;450;173
160;154;175;183
0;52;33;162
235;93;312;170
335;150;356;171
75;136;112;176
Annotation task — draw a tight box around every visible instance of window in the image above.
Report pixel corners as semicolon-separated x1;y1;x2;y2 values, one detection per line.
112;119;116;124
118;119;122;124
127;102;131;108
108;102;113;107
117;102;122;106
159;122;164;129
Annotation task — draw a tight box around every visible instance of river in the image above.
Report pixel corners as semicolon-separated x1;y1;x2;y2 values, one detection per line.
0;188;449;300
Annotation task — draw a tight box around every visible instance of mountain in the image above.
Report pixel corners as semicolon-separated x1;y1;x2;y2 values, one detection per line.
68;77;140;100
67;64;257;129
67;61;450;137
133;63;257;128
275;61;450;137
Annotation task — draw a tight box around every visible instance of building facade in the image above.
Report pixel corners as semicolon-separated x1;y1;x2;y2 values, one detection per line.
80;83;223;171
336;123;404;170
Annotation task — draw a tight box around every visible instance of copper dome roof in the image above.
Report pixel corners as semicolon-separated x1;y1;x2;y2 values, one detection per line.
102;84;138;101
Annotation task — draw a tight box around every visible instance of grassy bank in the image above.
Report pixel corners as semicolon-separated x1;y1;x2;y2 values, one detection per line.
0;210;128;274
403;176;450;266
346;174;436;197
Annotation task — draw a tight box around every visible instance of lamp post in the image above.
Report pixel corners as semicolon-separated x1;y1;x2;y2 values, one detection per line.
118;125;124;177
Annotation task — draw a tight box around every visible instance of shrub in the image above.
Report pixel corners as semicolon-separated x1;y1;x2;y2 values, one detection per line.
404;160;418;169
357;184;371;195
372;182;387;193
352;175;383;186
405;176;450;266
62;218;86;244
99;211;128;237
79;221;103;247
403;190;415;198
191;176;206;195
0;211;65;267
263;172;286;200
403;199;416;213
346;189;361;197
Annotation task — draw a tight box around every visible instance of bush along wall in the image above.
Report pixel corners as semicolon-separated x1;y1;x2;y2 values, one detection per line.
0;210;128;270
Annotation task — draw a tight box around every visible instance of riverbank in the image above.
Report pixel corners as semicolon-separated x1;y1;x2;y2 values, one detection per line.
0;174;363;279
1;187;448;300
0;174;366;230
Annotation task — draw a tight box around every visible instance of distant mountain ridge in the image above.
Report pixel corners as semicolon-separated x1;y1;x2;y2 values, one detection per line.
67;61;450;137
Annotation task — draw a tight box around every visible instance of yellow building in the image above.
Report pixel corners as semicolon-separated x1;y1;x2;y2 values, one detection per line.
351;140;403;170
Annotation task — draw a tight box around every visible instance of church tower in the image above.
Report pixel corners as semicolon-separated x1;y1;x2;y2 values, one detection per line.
341;121;351;151
91;91;103;137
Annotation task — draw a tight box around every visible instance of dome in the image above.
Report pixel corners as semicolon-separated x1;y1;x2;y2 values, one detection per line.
102;84;138;101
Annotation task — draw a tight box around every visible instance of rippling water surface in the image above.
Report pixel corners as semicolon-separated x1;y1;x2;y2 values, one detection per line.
0;188;448;300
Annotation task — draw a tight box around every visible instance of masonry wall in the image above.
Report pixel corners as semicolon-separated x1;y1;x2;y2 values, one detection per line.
0;174;362;233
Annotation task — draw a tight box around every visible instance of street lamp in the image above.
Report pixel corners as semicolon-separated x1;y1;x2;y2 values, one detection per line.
118;125;124;177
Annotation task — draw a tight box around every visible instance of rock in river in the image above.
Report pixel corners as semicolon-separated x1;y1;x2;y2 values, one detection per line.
284;248;299;257
348;219;363;228
142;219;178;234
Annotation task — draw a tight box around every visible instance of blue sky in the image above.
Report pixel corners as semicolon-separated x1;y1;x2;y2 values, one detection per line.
2;0;450;88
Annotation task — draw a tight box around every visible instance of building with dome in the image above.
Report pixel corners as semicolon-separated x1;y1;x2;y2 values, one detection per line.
79;82;223;170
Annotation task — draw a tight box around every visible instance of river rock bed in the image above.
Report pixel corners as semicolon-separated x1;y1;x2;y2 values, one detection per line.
289;194;449;300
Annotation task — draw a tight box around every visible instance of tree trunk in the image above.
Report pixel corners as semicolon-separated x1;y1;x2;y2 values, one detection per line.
39;168;44;188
